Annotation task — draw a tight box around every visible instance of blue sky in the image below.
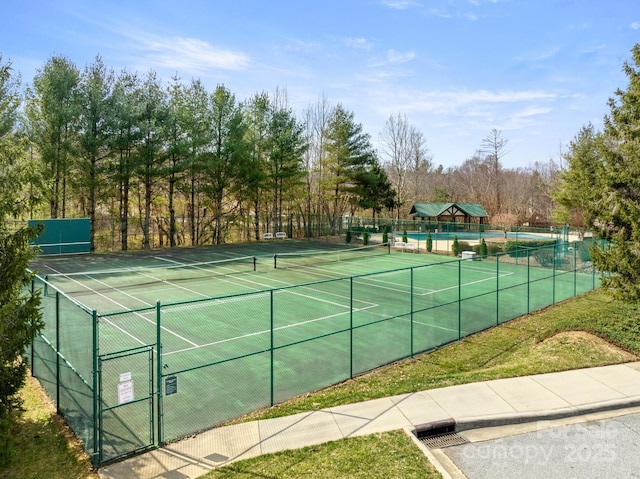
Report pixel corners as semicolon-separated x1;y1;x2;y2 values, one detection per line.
3;0;639;168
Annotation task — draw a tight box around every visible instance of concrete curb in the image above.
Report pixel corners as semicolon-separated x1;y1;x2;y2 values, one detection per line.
452;397;640;432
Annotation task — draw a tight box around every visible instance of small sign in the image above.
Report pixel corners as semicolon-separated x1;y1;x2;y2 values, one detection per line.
118;380;134;404
119;372;132;383
165;376;178;396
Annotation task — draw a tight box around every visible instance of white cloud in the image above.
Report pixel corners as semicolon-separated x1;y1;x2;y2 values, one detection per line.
428;8;454;19
367;49;416;68
512;106;552;118
346;37;373;50
114;27;250;74
517;47;560;62
381;0;421;10
386;49;415;64
283;39;323;54
632;21;640;30
370;87;558;119
148;36;249;71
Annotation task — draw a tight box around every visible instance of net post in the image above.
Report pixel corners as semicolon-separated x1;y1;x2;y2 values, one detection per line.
387;241;390;254
273;254;277;269
253;256;257;272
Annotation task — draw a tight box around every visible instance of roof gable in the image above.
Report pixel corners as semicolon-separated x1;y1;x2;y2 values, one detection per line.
455;203;489;218
409;203;452;217
410;202;488;218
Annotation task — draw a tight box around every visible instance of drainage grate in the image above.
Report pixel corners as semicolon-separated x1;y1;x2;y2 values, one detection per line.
420;432;468;449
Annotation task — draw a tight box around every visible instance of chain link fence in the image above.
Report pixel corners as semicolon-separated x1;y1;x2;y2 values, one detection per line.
28;241;601;466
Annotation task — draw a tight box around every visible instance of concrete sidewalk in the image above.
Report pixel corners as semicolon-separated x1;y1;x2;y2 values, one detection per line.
99;362;640;479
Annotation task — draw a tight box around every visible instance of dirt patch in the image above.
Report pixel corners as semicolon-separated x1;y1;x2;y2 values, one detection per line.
25;374;57;415
535;331;638;363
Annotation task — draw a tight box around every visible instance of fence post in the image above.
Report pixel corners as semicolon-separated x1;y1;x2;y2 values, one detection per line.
410;268;414;358
156;301;163;446
270;289;274;406
350;277;354;378
30;279;35;376
593;241;597;290
496;254;499;326
573;244;577;297
527;250;531;314
55;291;60;413
91;309;99;468
552;244;557;305
458;260;462;340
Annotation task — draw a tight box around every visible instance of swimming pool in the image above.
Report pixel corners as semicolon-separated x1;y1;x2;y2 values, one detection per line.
403;230;557;241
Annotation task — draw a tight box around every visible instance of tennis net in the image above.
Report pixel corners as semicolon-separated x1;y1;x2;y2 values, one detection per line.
42;255;257;296
273;243;390;270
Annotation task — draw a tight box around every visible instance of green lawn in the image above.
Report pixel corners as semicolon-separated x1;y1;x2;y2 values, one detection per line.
202;431;441;479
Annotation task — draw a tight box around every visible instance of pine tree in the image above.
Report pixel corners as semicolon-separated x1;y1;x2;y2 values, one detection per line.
588;44;640;300
0;56;44;465
452;235;460;256
480;238;488;257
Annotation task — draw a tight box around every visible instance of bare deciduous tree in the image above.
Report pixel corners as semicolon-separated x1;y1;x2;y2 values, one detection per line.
380;113;431;218
480;128;508;215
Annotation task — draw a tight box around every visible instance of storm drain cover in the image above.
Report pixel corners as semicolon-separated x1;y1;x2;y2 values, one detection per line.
420;432;468;449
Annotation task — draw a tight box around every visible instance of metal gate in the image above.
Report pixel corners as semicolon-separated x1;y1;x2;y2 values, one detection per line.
98;344;155;464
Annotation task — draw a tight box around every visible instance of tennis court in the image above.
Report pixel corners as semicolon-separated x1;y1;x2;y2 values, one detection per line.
28;239;599;465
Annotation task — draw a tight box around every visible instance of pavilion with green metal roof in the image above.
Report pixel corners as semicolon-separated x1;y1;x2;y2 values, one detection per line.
409;203;489;224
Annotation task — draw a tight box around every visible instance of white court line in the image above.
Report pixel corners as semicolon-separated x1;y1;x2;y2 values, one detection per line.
148;255;265;296
413;271;514;296
154;253;380;310
269;255;511;297
158;257;455;357
164;303;378;356
164;265;506;358
62;254;360;351
89;253;376;353
46;267;198;347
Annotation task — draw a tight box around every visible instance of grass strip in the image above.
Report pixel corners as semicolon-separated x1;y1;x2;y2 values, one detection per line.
202;430;441;479
0;377;99;479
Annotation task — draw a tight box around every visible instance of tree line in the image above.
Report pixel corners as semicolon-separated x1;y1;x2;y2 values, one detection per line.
3;53;564;251
11;54;400;251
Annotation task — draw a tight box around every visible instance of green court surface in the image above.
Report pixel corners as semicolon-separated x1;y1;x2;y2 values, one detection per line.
29;239;598;463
